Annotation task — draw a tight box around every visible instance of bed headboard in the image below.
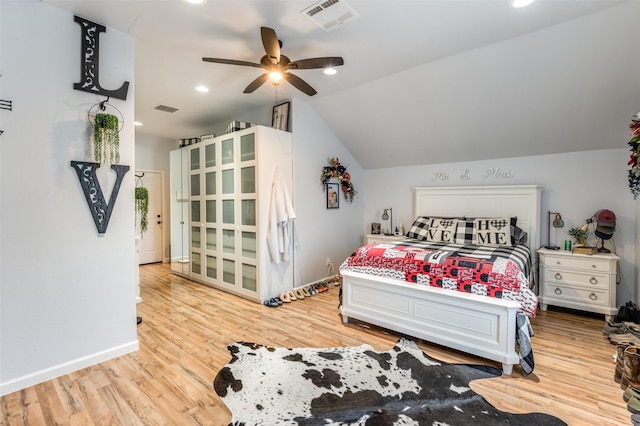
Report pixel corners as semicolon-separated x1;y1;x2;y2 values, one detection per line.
413;185;543;254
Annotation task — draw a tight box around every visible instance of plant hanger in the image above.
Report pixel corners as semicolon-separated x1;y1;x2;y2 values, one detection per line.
87;97;124;131
135;172;145;188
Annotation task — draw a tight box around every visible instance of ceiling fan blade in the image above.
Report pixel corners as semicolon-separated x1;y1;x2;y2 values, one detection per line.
287;57;344;70
283;72;317;96
260;27;280;65
243;73;269;94
203;57;263;68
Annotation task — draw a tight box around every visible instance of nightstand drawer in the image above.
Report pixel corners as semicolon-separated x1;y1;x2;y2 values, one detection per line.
543;269;610;290
542;284;611;308
541;256;611;273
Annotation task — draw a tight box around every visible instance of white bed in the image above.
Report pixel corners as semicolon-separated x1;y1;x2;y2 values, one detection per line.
340;185;542;375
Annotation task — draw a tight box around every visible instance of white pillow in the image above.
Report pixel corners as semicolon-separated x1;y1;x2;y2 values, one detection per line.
474;218;512;246
426;218;458;243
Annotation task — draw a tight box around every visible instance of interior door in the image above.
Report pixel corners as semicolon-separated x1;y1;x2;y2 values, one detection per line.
137;170;164;264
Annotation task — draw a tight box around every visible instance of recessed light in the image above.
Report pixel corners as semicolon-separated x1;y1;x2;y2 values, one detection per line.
512;0;535;8
134;121;142;126
185;0;205;4
195;85;209;93
323;68;337;76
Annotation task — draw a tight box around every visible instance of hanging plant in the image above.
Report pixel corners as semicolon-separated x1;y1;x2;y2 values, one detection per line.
135;187;149;235
320;157;357;203
93;113;120;165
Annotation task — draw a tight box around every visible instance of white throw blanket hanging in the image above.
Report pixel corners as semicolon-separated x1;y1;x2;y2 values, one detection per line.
267;168;296;264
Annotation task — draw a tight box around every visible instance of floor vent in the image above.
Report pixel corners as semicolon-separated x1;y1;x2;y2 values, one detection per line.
154;105;179;113
301;0;359;31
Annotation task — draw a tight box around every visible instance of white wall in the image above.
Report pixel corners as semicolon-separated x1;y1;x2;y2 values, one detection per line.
290;99;365;284
364;148;636;305
1;2;138;395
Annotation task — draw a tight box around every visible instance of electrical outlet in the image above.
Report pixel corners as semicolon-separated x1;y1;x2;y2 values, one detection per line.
326;258;332;268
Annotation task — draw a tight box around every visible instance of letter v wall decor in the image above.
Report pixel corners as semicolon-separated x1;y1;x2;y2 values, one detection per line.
73;15;129;100
71;161;130;234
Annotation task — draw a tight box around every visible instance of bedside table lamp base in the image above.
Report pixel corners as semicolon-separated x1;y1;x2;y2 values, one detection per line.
545;211;564;250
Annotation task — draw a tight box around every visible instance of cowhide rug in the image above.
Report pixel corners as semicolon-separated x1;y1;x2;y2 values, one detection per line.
214;338;566;426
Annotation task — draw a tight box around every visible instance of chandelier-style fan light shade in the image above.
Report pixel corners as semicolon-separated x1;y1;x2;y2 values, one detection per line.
512;0;535;8
202;27;344;96
545;211;564;250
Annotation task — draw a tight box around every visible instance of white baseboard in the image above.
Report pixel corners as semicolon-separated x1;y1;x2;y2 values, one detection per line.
0;340;139;397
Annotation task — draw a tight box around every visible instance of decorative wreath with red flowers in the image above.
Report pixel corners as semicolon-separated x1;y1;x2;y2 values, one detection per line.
627;113;640;199
320;157;357;203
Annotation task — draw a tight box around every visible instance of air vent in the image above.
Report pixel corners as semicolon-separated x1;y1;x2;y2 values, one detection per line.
154;104;179;113
301;0;359;31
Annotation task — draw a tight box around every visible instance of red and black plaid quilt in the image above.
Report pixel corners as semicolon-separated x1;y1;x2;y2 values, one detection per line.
339;239;537;316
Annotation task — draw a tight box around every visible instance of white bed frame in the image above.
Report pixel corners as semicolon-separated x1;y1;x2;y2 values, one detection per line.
341;185;542;375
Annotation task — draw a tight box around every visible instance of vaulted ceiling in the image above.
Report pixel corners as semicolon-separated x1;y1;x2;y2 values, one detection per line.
44;0;639;169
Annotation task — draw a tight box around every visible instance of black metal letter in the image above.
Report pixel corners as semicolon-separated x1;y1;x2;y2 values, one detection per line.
73;15;129;100
71;161;130;234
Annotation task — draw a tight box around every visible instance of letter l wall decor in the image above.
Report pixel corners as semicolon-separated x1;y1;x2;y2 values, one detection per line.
71;161;130;234
73;15;129;100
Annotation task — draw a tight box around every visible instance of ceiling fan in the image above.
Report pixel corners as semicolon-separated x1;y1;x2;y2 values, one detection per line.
202;27;344;96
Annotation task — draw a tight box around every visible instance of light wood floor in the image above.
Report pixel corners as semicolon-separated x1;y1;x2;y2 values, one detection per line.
1;263;633;425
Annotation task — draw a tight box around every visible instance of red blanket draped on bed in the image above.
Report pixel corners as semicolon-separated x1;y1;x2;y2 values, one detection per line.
340;241;537;316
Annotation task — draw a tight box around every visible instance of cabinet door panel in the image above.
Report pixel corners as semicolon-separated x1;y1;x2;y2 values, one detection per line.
223;259;235;284
222;200;234;224
241;166;255;193
242;232;256;259
205;172;216;195
221;138;234;164
242;263;257;292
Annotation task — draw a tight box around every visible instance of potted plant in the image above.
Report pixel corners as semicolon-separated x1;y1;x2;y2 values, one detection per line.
135;186;149;235
93;113;120;165
567;227;589;246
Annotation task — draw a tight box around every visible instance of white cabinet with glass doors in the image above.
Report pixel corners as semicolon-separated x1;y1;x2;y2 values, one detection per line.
187;126;293;302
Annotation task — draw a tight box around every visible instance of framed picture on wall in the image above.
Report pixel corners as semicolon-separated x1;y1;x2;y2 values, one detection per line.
272;101;290;131
326;183;339;209
371;223;381;234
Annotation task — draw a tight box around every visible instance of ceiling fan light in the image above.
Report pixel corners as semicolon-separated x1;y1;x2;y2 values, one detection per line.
512;0;535;8
269;71;283;82
323;67;337;76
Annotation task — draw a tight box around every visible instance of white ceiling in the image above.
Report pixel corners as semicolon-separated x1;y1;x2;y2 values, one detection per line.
43;0;638;169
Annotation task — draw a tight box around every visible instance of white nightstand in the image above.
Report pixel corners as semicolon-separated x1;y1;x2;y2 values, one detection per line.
364;234;405;245
537;248;619;319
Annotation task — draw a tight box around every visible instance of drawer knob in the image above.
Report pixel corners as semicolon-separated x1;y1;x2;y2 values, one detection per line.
590;277;598;285
555;272;563;280
592;264;597;268
589;292;597;300
555;288;562;295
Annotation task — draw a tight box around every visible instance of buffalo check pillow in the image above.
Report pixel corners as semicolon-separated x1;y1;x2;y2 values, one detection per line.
406;216;431;240
474;217;512;246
